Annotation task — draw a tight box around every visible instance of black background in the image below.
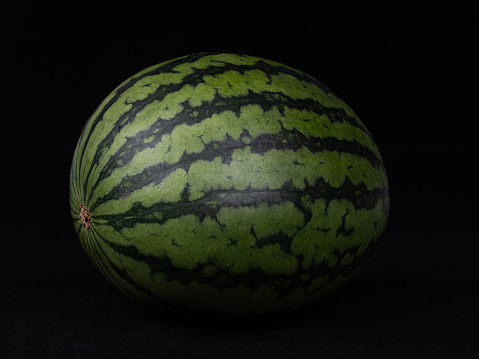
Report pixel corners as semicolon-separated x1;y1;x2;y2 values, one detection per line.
2;1;478;358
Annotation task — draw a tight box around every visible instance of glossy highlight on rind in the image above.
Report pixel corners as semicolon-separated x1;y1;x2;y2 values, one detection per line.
70;52;390;318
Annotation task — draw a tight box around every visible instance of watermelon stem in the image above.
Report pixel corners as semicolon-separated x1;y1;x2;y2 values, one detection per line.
79;203;92;231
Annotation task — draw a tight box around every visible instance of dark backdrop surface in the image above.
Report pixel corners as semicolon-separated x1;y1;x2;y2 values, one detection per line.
2;2;478;358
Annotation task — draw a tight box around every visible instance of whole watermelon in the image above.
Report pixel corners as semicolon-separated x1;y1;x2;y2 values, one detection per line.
70;52;389;320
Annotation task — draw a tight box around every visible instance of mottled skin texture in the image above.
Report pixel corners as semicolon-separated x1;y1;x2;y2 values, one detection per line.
70;53;389;318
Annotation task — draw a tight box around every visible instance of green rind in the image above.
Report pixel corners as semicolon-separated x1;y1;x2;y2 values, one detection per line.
70;52;389;317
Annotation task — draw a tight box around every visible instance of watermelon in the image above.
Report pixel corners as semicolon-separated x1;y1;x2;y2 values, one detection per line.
70;52;389;319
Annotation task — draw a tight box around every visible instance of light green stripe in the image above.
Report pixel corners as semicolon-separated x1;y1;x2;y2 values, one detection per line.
187;146;385;200
92;195;386;276
291;198;387;269
77;52;360;202
199;65;357;117
101;201;302;275
85;194;387;315
82;55;375;207
87;99;381;208
87;104;275;206
76;57;188;199
92;168;187;216
91;143;385;218
69;147;83;204
85;231;151;305
280;107;380;158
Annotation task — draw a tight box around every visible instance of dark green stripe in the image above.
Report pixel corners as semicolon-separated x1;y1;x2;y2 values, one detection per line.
94;174;388;233
88;229;151;304
81;53;373;204
87;90;378;207
91;229;183;309
89;124;385;214
77;53;225;196
75;53;207;178
92;220;381;301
